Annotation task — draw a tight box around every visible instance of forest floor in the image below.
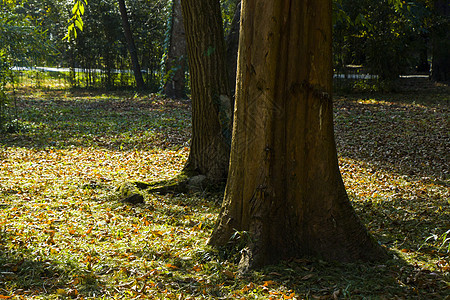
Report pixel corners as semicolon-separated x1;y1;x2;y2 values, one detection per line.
0;78;449;299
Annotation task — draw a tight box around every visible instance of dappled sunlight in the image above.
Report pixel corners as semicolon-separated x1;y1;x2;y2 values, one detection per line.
334;88;449;274
339;157;449;267
0;88;197;298
0;85;448;298
0;146;188;197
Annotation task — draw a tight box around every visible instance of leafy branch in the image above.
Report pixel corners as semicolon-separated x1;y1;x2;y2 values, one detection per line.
64;0;88;41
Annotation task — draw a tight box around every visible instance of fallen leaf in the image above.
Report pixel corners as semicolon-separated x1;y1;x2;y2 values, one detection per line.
301;274;314;280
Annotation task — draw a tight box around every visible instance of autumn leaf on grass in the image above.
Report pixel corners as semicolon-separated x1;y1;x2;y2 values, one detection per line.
166;263;178;270
68;226;76;235
67;289;79;298
85;225;94;235
192;264;202;272
301;273;314;280
151;230;164;237
241;282;255;292
284;292;296;299
262;280;276;287
223;269;234;279
70;276;81;285
44;229;56;245
192;222;203;231
44;229;56;236
0;296;13;299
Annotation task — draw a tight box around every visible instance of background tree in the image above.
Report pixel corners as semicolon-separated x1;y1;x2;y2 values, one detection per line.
431;0;450;82
163;0;187;99
225;1;241;99
209;0;387;271
118;0;145;89
64;0;169;89
181;0;232;181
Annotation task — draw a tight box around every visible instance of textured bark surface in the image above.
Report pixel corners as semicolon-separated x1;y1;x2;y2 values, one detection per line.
181;0;232;181
164;0;187;98
209;0;387;270
118;0;145;89
431;0;450;82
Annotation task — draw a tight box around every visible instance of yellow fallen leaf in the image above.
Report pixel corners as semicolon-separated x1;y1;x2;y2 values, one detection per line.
262;280;276;286
166;263;178;269
86;226;93;235
301;273;314;280
284;292;295;299
192;264;202;272
151;230;164;237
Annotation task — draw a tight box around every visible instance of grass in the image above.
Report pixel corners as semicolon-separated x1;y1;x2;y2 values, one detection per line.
0;77;449;299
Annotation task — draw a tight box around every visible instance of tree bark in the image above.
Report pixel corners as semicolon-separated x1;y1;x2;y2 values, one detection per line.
164;0;187;98
209;0;387;271
181;0;232;181
431;0;450;82
118;0;145;89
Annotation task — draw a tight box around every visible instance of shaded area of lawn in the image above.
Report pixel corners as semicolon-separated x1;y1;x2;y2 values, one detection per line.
0;79;448;299
2;88;191;151
334;98;448;183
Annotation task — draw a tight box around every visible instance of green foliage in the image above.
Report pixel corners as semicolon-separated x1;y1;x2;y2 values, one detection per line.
63;0;170;89
220;0;239;36
0;0;53;132
333;0;432;80
65;0;87;41
0;53;10;131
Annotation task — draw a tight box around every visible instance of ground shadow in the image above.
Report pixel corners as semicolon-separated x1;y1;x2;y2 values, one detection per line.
0;227;103;298
334;79;449;184
1;89;191;152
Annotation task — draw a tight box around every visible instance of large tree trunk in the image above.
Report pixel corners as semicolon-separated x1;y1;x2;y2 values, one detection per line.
118;0;145;89
164;0;187;98
431;0;450;82
181;0;232;181
209;0;387;271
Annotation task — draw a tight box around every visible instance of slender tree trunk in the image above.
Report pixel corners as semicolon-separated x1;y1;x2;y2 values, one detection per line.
181;0;232;181
164;0;187;98
431;0;450;82
415;32;430;73
226;1;241;99
209;0;387;271
118;0;145;89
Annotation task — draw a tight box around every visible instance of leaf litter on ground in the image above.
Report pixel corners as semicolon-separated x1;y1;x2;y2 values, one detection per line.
0;78;448;299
